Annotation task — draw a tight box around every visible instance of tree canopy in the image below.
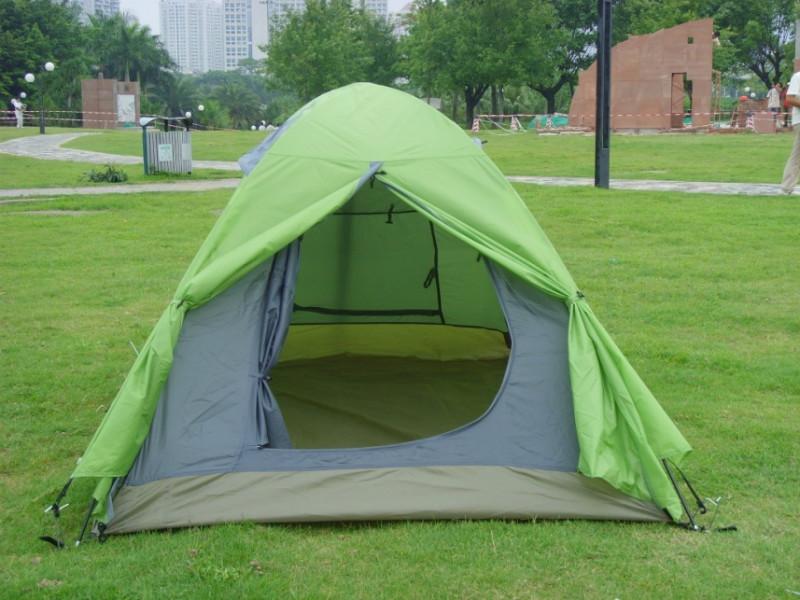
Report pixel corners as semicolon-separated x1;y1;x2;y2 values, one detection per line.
1;0;798;129
265;0;398;102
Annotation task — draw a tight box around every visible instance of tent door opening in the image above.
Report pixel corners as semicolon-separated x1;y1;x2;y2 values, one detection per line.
267;183;510;450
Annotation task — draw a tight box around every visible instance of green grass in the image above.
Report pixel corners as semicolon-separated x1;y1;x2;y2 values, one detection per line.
63;126;797;185
64;128;266;162
480;130;794;183
0;154;237;188
0;127;40;143
0;186;797;598
0;126;91;143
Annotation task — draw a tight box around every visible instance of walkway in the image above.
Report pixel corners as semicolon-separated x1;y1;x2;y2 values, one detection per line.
0;133;793;198
507;176;793;197
0;133;240;171
0;179;241;204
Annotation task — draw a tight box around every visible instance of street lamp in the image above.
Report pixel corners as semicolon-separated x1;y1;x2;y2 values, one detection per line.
195;104;205;129
25;61;56;134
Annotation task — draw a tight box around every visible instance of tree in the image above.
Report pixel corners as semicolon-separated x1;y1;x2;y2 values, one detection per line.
86;15;172;87
703;0;796;88
0;0;88;107
607;0;796;89
212;81;262;128
265;0;398;101
355;8;399;86
404;0;538;127
195;99;231;129
150;74;198;116
611;0;702;42
523;0;596;115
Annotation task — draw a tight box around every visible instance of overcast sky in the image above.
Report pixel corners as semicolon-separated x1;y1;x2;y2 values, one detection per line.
121;0;409;35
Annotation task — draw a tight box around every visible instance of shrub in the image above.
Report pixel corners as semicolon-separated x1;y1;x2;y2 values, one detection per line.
82;164;129;183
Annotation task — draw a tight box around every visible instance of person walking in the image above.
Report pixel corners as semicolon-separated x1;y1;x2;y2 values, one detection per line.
780;83;789;127
767;83;781;126
781;72;800;194
10;96;24;128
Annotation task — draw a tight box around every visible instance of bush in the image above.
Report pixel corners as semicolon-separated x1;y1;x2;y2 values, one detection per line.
82;164;129;183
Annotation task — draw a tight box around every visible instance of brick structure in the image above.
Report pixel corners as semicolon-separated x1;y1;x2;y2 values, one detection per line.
81;78;140;129
569;19;714;131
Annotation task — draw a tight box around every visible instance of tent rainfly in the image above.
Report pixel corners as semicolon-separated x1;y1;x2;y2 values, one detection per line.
50;83;699;540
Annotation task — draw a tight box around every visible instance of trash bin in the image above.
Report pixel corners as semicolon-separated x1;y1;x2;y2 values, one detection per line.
142;129;192;175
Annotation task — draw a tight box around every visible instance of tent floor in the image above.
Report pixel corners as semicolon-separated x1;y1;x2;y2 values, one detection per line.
271;355;507;449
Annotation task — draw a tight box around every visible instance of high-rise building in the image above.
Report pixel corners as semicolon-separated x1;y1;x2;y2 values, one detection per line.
354;0;388;18
265;0;388;33
161;0;226;74
390;2;413;37
224;0;269;71
223;0;389;72
76;0;120;20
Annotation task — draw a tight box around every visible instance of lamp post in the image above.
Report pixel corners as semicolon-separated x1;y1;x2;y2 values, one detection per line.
24;61;55;135
595;0;612;189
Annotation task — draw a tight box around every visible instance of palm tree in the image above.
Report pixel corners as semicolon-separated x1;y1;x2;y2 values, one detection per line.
150;74;199;117
88;15;172;87
213;81;261;128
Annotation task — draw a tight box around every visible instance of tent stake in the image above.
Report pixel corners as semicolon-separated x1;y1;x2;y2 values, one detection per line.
75;498;98;547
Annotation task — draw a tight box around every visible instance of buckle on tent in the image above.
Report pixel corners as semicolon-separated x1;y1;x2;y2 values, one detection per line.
569;291;586;305
423;268;437;289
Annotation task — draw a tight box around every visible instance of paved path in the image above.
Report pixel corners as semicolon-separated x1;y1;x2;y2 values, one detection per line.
0;179;241;203
507;176;793;197
0;133;793;198
0;133;240;171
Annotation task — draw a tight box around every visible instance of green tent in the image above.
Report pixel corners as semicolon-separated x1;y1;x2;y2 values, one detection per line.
55;83;693;537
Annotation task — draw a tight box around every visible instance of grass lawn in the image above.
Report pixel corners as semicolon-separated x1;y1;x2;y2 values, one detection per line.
0;154;237;189
64;126;795;184
0;127;41;143
1;187;798;598
64;128;266;162
480;130;793;183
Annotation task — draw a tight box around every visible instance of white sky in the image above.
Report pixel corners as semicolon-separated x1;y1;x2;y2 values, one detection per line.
121;0;409;35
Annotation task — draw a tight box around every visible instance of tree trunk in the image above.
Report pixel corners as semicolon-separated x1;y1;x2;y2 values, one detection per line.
498;86;505;116
451;89;458;122
541;89;557;115
768;52;784;84
532;74;570;116
464;84;487;129
465;98;476;129
491;85;499;116
751;63;771;90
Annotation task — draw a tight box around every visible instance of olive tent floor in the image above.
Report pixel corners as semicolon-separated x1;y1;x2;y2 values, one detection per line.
271;356;508;449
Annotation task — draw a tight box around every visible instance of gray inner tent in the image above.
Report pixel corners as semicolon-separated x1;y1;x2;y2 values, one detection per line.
126;180;580;487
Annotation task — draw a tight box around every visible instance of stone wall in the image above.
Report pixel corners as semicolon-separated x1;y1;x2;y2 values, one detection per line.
81;79;140;129
569;19;714;131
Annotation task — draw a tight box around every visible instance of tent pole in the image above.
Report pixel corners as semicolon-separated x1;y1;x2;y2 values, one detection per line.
662;459;701;530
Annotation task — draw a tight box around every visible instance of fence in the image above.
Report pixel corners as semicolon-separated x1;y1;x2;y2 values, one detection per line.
474;109;791;133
